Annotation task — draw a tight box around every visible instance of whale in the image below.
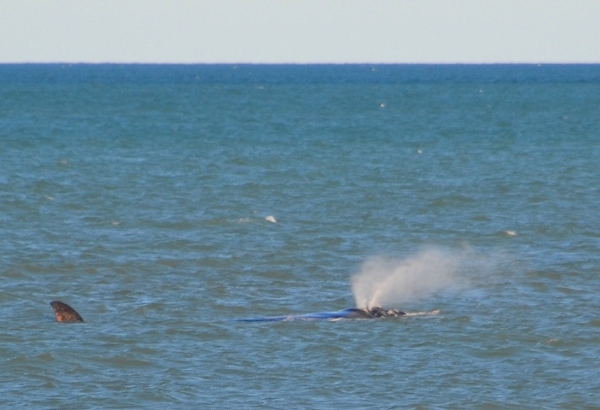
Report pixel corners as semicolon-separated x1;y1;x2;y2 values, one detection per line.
50;301;84;322
239;307;406;322
47;301;406;323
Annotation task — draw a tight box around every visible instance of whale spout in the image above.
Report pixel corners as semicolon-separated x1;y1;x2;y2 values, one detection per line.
50;301;84;322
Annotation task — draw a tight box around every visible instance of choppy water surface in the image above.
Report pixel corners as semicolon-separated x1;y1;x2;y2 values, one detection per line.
1;65;600;408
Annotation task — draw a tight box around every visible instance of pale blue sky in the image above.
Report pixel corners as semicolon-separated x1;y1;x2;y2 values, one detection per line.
1;0;599;63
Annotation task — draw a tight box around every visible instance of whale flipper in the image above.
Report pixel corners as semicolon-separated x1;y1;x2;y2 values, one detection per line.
50;301;84;322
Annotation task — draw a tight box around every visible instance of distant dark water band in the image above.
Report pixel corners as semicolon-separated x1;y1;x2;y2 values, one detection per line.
2;64;599;85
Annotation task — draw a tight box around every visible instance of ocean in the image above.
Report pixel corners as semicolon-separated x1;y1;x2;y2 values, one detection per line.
1;64;600;408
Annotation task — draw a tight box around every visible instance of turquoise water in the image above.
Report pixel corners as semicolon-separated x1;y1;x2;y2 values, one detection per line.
1;65;600;408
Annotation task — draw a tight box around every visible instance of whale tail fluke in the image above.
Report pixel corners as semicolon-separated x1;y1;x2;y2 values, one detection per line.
50;301;84;322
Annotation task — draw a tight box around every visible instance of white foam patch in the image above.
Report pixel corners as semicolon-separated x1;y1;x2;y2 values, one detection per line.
403;309;441;317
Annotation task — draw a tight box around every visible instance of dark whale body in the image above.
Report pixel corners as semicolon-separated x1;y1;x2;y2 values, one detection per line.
239;307;405;322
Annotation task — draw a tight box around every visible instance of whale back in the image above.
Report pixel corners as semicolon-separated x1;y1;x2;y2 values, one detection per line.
339;308;376;319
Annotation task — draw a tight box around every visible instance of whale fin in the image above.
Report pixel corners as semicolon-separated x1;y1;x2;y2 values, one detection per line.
50;301;84;322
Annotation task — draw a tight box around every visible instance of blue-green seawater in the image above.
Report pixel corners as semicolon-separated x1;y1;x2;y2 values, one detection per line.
1;65;600;408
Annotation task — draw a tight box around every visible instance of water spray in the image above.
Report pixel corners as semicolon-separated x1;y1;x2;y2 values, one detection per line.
351;248;469;309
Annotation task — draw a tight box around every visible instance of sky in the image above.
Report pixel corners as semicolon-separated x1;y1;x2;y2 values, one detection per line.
1;0;599;64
